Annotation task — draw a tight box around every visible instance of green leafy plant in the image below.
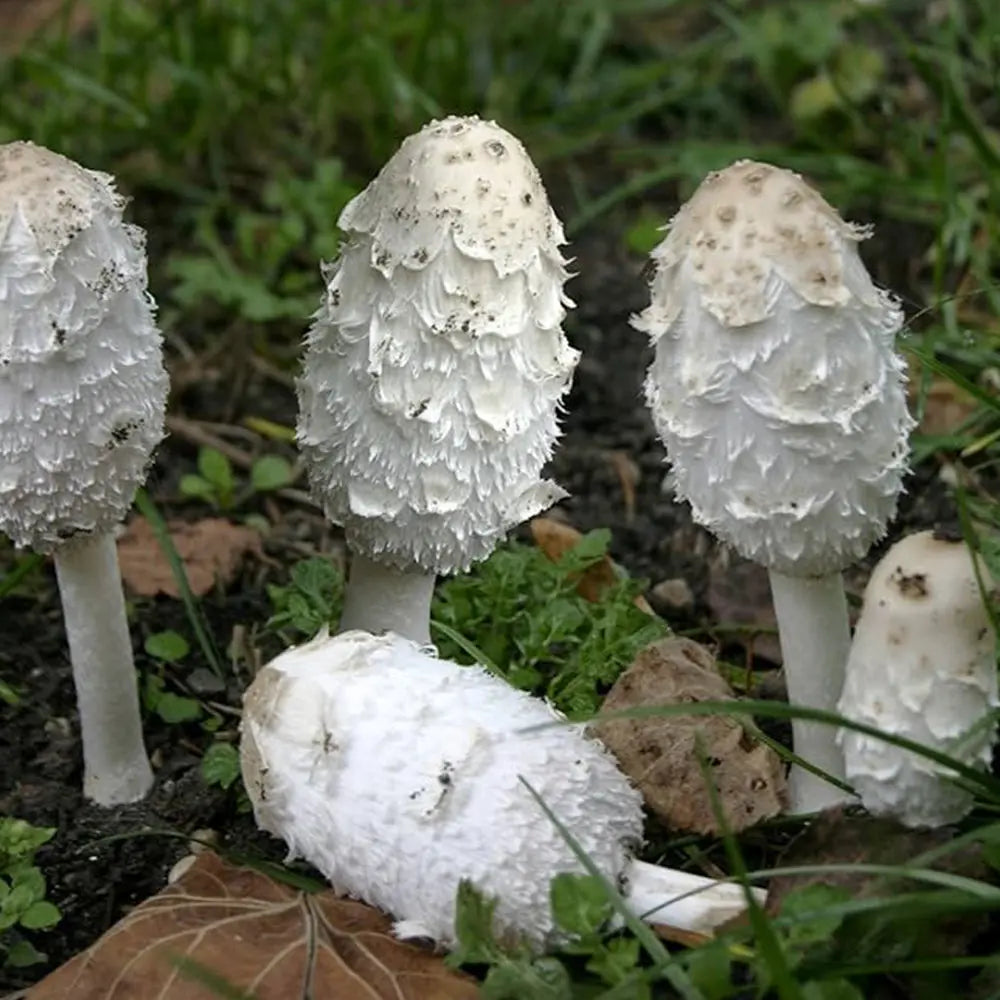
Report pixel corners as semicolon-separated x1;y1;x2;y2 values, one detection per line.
265;535;664;716
0;818;61;969
180;447;294;512
142;629;202;724
201;742;252;813
448;874;650;999
266;556;344;638
168;159;356;323
433;532;667;716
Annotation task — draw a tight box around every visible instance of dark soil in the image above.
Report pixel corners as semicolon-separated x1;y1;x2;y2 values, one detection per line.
0;213;963;993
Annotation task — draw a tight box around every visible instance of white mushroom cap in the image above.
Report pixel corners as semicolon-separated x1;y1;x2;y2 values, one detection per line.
634;160;914;576
240;629;642;947
297;116;579;574
837;530;998;827
0;141;167;553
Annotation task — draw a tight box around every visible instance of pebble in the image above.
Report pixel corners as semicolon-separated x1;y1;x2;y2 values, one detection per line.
650;577;694;613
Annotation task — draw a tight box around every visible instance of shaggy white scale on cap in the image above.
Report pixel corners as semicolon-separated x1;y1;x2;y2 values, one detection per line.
838;531;998;828
297;116;578;577
634;159;912;576
634;160;914;814
0;141;167;553
241;631;762;946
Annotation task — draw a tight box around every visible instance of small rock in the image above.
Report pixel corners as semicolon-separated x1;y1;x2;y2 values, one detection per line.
650;577;694;613
188;667;226;696
189;828;219;854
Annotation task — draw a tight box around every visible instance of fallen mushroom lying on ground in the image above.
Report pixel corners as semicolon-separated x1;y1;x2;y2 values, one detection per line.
240;629;766;947
634;159;914;814
0;141;168;806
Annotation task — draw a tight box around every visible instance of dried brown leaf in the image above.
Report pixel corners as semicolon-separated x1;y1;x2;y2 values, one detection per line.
530;517;654;613
118;516;262;598
605;450;640;524
29;852;478;1000
595;637;787;835
912;375;979;436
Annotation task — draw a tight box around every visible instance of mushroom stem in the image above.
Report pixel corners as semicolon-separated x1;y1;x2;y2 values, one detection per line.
768;570;852;813
338;553;436;645
53;532;153;806
621;858;766;933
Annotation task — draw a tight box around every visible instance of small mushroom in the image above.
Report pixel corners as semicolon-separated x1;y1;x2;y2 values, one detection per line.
0;141;168;805
837;530;998;828
240;629;765;946
633;160;914;813
297;116;579;643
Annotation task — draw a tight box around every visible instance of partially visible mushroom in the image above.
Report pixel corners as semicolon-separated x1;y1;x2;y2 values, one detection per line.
240;630;765;947
0;141;167;805
837;530;998;828
633;160;914;813
297;115;578;644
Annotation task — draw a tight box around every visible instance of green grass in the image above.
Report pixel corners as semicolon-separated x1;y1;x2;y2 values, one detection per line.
3;0;1000;996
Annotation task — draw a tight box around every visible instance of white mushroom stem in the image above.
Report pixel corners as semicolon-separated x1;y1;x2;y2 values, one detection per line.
621;858;764;932
53;532;153;806
338;554;436;645
769;571;851;813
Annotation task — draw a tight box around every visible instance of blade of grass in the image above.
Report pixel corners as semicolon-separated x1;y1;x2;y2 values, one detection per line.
430;618;503;677
133;488;224;677
695;739;803;1000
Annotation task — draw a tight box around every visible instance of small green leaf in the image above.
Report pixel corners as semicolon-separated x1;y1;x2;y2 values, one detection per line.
144;630;191;663
550;872;612;937
0;678;21;706
803;980;865;1000
556;528;611;570
202;743;242;790
1;883;36;922
790;72;840;122
198;447;235;493
780;883;852;948
179;474;216;500
251;455;293;492
446;880;503;967
624;212;664;256
0;819;55;865
481;956;573;999
586;937;643;988
19;900;61;930
831;43;885;104
11;865;44;897
5;938;46;967
685;940;734;999
155;692;202;724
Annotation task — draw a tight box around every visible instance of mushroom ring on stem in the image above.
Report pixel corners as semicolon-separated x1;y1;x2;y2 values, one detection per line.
240;630;764;947
633;159;914;813
0;141;168;805
297;116;579;644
